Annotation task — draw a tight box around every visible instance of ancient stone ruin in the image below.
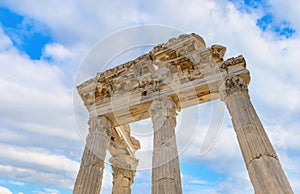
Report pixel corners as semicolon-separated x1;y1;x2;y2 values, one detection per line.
73;34;294;194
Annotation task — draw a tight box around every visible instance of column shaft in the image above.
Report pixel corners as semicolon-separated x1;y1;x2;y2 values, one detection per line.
219;76;293;194
109;126;140;194
111;166;135;194
150;98;182;194
73;116;112;194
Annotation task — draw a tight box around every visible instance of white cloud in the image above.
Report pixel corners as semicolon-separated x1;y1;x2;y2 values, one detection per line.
0;27;81;189
0;47;71;125
8;180;25;187
0;144;79;174
0;164;75;189
267;126;300;152
42;43;72;61
0;186;12;194
132;170;151;193
181;172;253;194
216;175;253;194
0;0;143;46
268;0;300;32
0;144;79;189
0;25;83;143
34;188;61;194
0;28;13;51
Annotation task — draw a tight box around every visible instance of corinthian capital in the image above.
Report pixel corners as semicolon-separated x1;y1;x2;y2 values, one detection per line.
219;76;248;101
149;97;177;120
88;116;112;136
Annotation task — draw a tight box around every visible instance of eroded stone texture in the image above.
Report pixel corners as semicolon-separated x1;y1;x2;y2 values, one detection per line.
219;76;293;194
73;116;112;194
74;33;294;193
150;97;182;194
109;126;140;194
76;33;249;127
111;164;136;194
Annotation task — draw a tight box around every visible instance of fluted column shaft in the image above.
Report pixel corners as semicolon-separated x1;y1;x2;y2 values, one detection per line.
150;97;182;194
219;76;293;194
73;116;112;194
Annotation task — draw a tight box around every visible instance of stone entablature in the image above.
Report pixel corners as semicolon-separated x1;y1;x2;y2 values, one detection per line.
77;33;250;127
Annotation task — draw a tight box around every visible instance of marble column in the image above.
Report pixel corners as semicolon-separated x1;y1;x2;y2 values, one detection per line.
73;116;112;194
111;157;138;194
150;97;182;194
219;76;293;194
109;126;140;194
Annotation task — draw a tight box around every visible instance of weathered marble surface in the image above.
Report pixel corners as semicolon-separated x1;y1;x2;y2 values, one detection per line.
74;33;293;194
219;76;294;194
73;116;112;194
109;125;140;194
150;98;182;194
77;33;249;127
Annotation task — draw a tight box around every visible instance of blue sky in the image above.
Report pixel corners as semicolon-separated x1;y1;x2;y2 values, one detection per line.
0;7;53;60
0;0;300;193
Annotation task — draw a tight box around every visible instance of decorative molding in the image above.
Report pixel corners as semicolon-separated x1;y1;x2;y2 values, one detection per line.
219;55;246;69
209;45;226;63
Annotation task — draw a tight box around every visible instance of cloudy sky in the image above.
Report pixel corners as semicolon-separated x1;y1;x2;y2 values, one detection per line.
0;0;300;193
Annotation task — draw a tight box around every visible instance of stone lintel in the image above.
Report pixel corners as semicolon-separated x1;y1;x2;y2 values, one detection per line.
77;33;250;127
87;67;249;127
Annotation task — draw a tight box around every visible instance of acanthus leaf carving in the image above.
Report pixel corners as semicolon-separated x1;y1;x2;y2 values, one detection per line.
219;76;248;101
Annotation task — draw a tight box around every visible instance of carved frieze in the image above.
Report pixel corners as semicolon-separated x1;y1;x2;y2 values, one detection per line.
77;33;249;122
77;34;211;101
220;55;246;69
